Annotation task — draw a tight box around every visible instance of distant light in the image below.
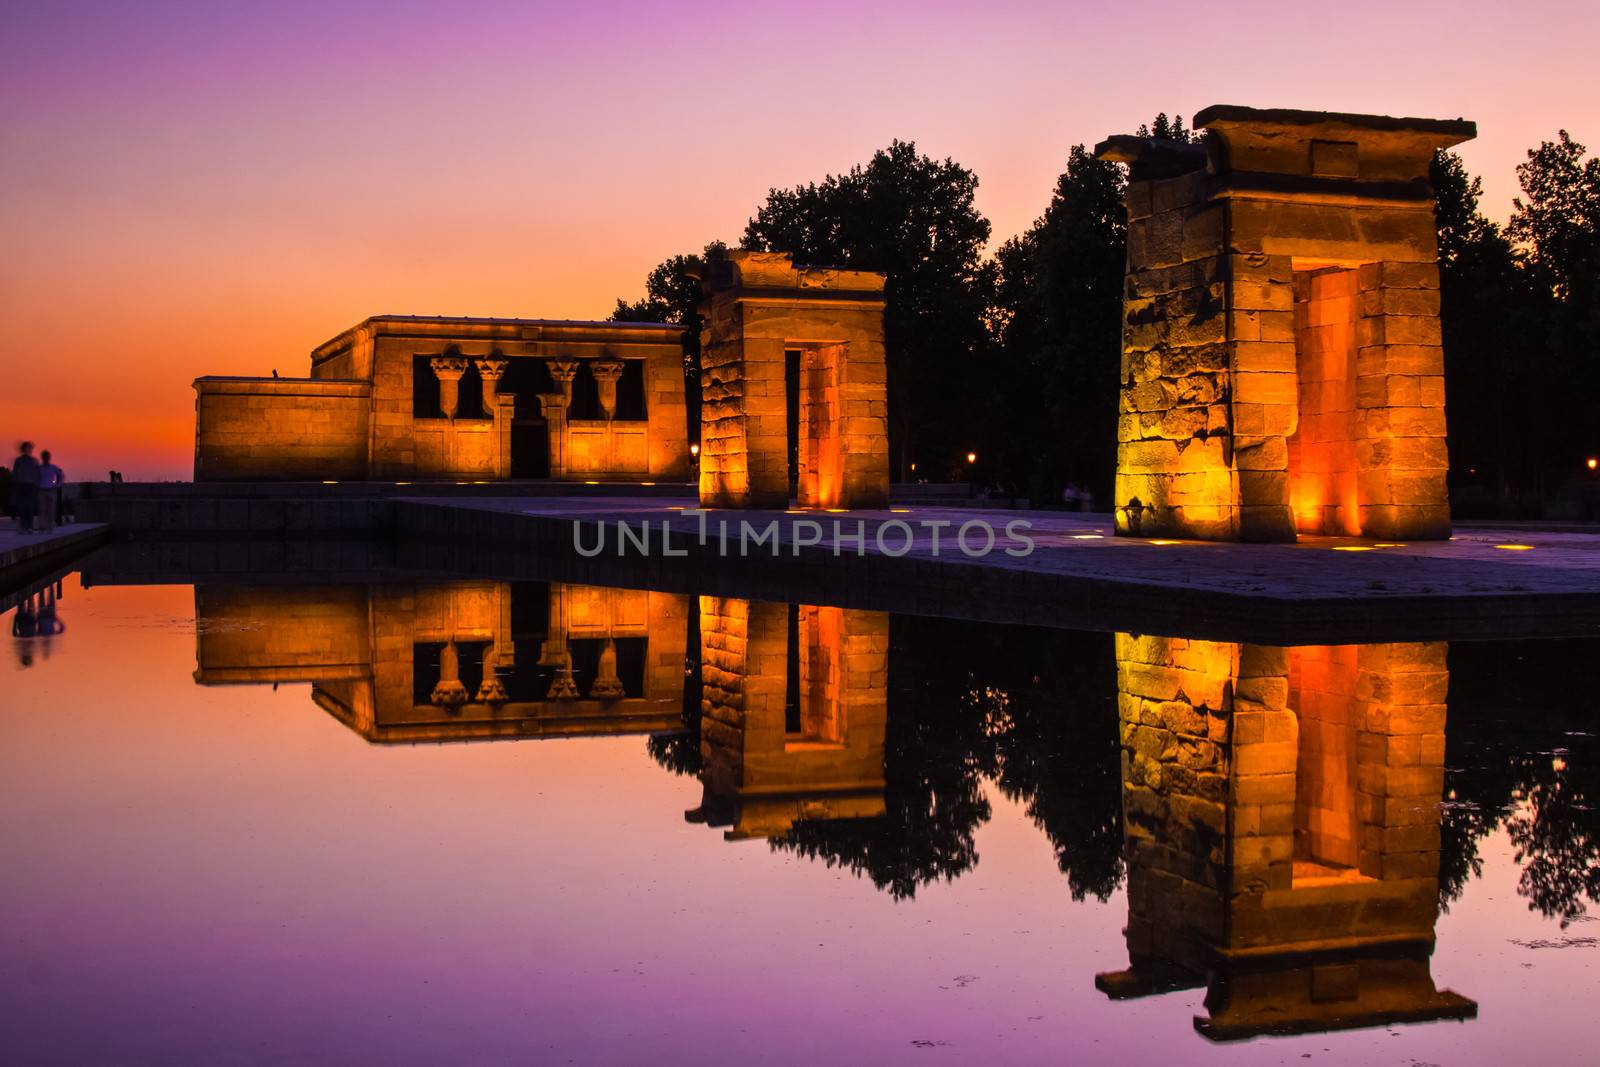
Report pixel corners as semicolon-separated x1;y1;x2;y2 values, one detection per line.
1552;756;1568;772
322;480;338;485
1071;534;1105;540
640;481;656;486
1333;546;1375;551
784;509;806;514
1495;544;1535;551
966;452;977;465
1589;457;1598;471
666;506;685;510
1148;539;1181;546
825;508;847;513
473;480;489;485
1373;543;1408;548
394;481;412;486
910;463;917;472
584;480;600;485
890;508;912;514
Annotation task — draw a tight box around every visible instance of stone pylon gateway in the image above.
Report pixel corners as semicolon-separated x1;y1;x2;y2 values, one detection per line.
696;252;890;510
1098;106;1476;542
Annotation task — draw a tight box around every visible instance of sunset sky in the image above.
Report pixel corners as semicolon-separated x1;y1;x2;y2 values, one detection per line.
3;0;1596;479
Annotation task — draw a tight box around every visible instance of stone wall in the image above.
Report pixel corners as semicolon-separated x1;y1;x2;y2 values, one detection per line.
1100;633;1472;1038
698;252;889;510
1099;107;1472;542
193;377;370;481
191;580;689;743
195;316;689;484
694;596;887;839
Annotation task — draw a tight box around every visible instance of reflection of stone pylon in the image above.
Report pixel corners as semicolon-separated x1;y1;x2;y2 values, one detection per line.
590;638;625;701
476;644;508;704
547;651;580;700
430;640;469;708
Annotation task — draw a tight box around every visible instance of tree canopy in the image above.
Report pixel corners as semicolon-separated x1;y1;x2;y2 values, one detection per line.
613;119;1598;514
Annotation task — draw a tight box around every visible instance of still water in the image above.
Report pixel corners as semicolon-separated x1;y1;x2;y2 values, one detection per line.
2;563;1597;1064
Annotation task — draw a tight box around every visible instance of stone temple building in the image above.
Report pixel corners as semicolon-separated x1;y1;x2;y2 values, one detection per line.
1099;106;1476;542
696;252;891;510
193;316;690;482
1099;634;1475;1039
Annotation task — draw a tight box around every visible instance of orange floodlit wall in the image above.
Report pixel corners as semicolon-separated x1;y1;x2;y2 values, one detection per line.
194;316;689;483
698;252;890;510
1100;634;1473;1039
693;597;887;839
1100;106;1474;542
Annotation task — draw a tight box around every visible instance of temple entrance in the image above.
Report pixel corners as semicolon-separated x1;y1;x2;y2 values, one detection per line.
1288;265;1362;536
696;252;889;510
510;418;549;478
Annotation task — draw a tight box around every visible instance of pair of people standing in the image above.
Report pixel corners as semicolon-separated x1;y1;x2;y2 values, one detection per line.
10;442;66;534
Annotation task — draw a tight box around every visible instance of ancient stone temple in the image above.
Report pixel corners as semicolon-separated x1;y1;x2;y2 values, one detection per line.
193;316;690;482
192;580;690;743
689;596;887;839
1098;106;1476;541
697;252;891;510
1098;634;1475;1039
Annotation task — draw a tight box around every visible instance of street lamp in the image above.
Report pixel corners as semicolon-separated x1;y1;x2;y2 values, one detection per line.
690;443;700;458
966;452;977;465
1588;456;1598;472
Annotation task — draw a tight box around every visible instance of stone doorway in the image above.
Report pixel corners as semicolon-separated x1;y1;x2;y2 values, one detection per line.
1288;265;1363;536
510;417;550;478
697;252;889;510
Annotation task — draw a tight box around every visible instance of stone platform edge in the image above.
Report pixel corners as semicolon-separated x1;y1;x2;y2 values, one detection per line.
390;502;1600;645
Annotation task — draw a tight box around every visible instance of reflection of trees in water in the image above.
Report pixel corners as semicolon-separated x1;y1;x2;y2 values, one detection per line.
771;618;1123;901
1440;640;1600;924
645;609;703;776
650;618;1598;914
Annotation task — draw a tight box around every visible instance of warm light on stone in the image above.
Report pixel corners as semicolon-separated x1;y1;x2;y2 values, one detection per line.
696;252;890;510
1098;106;1474;544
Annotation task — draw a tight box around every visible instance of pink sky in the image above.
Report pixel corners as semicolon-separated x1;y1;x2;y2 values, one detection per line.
3;0;1596;479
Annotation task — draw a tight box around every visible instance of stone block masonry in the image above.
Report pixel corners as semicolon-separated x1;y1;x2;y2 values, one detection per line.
1098;633;1474;1039
1099;106;1475;542
697;252;890;510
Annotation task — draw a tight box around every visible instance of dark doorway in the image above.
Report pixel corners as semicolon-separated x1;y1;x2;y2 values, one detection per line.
785;348;802;495
511;420;550;478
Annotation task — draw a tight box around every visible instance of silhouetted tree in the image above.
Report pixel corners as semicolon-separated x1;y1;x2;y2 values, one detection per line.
1438;639;1600;923
613;240;728;441
1508;132;1600;496
739;141;995;480
769;615;999;899
1432;151;1530;509
992;114;1196;505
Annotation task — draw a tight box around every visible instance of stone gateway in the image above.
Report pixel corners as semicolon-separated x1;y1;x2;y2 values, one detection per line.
1099;106;1475;542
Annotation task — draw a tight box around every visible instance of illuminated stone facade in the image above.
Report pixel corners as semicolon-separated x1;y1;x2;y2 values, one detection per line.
1098;633;1475;1039
690;597;888;838
697;252;890;509
1099;107;1475;541
193;580;690;742
194;316;689;482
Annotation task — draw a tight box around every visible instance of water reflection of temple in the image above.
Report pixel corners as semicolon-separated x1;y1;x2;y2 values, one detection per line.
193;581;689;743
687;598;888;839
1098;634;1476;1040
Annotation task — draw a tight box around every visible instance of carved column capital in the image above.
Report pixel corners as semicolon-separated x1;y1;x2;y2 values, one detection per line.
589;358;625;383
474;356;508;382
429;355;469;381
591;359;625;420
429;355;470;419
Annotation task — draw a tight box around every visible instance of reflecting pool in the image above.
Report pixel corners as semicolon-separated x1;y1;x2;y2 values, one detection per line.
3;561;1597;1064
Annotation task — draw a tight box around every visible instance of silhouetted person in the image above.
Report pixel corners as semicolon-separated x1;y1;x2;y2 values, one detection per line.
37;450;64;532
11;441;39;534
